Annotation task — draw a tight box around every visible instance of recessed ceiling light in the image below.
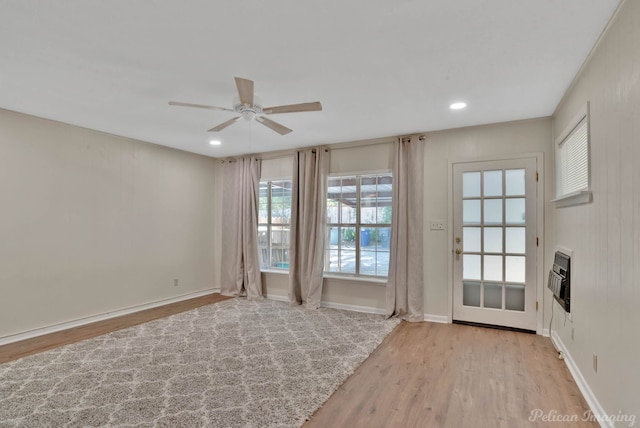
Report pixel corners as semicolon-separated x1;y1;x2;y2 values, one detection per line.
209;140;221;146
450;102;467;110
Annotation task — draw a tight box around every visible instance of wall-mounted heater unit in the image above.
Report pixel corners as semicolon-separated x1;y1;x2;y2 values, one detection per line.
548;251;571;312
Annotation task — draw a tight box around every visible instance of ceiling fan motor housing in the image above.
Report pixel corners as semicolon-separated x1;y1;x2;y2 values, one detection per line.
236;103;262;121
233;95;262;121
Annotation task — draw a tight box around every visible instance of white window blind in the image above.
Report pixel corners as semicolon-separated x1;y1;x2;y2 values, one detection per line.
557;116;589;197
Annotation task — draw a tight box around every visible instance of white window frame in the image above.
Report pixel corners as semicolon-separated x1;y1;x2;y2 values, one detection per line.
258;179;292;271
552;103;592;207
325;173;392;278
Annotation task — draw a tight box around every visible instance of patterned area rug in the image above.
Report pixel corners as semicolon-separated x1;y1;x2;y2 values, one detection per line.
0;298;400;427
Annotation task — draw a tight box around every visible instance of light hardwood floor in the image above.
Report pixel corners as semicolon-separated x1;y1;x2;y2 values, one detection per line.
1;295;595;427
0;293;230;364
305;321;597;428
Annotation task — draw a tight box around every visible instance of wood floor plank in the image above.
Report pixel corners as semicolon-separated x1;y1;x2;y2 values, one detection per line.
305;322;597;428
0;293;231;364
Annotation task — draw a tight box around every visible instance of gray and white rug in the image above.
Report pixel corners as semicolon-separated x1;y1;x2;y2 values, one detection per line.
0;298;400;427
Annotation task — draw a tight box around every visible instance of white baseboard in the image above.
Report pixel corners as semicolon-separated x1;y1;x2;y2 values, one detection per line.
265;294;386;315
265;294;288;303
424;314;449;324
321;301;386;315
551;330;611;428
0;288;218;346
266;294;451;321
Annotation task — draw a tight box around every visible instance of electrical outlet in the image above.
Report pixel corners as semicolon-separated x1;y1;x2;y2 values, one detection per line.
430;220;445;230
593;353;598;373
173;278;179;287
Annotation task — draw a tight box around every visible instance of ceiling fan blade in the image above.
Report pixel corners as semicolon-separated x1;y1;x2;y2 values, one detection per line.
169;101;234;112
262;101;323;114
256;116;293;135
234;77;254;107
208;117;241;132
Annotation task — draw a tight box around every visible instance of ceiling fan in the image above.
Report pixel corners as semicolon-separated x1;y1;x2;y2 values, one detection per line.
169;77;322;135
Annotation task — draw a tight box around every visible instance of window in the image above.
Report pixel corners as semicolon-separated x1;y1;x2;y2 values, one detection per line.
325;174;392;277
258;180;292;270
555;106;591;206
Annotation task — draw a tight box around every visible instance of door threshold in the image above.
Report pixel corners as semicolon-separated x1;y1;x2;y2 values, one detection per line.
453;320;535;334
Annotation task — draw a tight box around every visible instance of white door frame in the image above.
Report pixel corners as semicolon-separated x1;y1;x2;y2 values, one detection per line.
447;152;545;334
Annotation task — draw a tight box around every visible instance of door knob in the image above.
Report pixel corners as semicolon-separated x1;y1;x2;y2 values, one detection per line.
455;248;462;255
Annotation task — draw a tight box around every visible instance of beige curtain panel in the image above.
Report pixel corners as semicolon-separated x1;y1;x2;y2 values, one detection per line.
289;148;330;309
386;137;425;321
220;156;263;299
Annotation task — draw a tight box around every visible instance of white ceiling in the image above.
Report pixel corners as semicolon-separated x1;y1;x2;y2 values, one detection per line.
0;1;621;158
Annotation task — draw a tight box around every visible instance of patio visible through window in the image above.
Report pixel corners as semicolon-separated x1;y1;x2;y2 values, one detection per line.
325;174;392;277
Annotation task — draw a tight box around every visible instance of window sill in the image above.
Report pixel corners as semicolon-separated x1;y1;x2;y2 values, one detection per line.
551;190;592;208
261;269;289;275
261;270;388;286
323;273;387;285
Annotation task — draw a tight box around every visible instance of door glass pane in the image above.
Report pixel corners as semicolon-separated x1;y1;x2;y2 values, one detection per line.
483;170;502;197
463;200;481;225
463;281;481;307
484;283;502;309
463;172;481;197
505;169;525;196
484;199;503;225
506;284;525;311
505;256;526;282
505;227;526;254
506;198;525;224
484;227;502;253
463;255;481;280
463;227;481;252
484;255;503;281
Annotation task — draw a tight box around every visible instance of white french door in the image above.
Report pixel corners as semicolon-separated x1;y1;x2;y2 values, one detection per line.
452;158;537;331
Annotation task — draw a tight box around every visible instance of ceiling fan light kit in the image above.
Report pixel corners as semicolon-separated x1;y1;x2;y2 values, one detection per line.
234;95;261;121
169;77;322;136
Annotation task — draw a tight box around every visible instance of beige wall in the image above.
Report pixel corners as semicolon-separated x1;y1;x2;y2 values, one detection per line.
0;109;217;338
424;118;552;321
551;0;639;419
250;119;552;317
0;106;550;338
